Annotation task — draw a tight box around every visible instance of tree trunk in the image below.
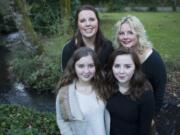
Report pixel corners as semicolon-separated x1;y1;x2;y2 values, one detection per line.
59;0;72;34
12;0;43;54
60;0;71;16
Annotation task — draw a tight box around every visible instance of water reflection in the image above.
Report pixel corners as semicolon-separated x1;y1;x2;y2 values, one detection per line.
0;82;55;112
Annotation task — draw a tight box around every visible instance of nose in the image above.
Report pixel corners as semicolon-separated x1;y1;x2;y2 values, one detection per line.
86;20;90;26
119;67;124;73
123;33;129;39
84;66;90;73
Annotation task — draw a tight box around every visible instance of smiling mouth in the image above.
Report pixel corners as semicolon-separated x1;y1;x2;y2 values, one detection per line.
118;76;126;79
83;75;91;78
123;41;131;44
85;29;93;33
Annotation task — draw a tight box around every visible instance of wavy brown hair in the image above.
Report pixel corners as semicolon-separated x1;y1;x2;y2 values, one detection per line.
56;47;109;101
106;48;152;100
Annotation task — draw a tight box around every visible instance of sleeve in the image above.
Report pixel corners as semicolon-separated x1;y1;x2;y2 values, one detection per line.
139;91;155;135
56;92;74;135
149;53;167;115
102;40;114;70
107;40;114;53
61;40;74;71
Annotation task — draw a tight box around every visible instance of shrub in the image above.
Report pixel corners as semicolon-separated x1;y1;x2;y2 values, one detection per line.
106;0;126;12
9;44;60;93
0;104;59;135
28;0;61;35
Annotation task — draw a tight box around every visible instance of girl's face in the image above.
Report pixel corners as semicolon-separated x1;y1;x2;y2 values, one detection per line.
78;10;98;39
118;22;138;48
75;55;96;83
112;54;135;86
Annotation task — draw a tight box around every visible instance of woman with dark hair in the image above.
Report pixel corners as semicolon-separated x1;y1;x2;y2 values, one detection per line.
106;48;155;135
61;5;113;71
56;47;110;135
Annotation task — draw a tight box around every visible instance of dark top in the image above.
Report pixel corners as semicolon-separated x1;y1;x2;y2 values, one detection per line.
106;90;155;135
141;49;167;115
61;38;113;71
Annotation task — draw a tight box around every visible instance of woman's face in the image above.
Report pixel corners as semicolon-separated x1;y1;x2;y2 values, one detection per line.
112;54;135;86
75;55;96;83
78;10;98;39
118;22;138;48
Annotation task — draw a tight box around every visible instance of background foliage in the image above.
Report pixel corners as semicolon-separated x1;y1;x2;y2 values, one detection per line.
9;44;59;93
27;0;61;35
0;104;59;135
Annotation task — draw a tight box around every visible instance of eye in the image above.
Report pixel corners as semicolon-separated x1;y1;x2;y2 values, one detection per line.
118;32;124;35
114;64;120;68
89;17;95;21
88;64;95;68
79;18;86;23
125;64;131;68
127;31;134;35
78;64;84;68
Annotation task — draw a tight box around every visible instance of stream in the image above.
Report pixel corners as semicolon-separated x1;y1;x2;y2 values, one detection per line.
0;82;55;112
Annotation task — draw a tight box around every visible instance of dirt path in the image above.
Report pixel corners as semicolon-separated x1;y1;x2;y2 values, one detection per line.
156;71;180;135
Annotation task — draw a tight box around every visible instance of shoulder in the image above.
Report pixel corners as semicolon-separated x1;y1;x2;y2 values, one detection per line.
57;85;69;100
149;49;164;63
103;39;113;47
102;39;114;52
143;49;165;70
62;38;76;53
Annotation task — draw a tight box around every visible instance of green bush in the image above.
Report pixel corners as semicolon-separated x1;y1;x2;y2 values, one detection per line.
28;0;61;35
9;44;60;93
106;0;126;12
0;104;59;135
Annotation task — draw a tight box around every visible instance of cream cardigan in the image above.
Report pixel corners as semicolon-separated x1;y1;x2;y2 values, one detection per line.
56;82;110;135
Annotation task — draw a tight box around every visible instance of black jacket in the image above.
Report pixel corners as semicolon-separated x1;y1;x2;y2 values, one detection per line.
61;38;113;71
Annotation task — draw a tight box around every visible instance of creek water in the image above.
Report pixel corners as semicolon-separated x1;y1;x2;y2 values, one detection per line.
0;82;55;112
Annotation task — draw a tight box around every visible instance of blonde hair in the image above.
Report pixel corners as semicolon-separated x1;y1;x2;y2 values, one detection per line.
114;15;152;51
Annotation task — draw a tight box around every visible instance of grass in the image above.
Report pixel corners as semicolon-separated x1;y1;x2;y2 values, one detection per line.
43;12;180;61
42;34;70;57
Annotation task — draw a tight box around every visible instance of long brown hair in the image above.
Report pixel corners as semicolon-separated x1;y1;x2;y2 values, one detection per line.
106;48;152;100
73;5;106;55
56;47;109;101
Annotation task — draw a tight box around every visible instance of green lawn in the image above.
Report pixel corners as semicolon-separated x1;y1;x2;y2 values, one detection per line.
44;12;180;60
